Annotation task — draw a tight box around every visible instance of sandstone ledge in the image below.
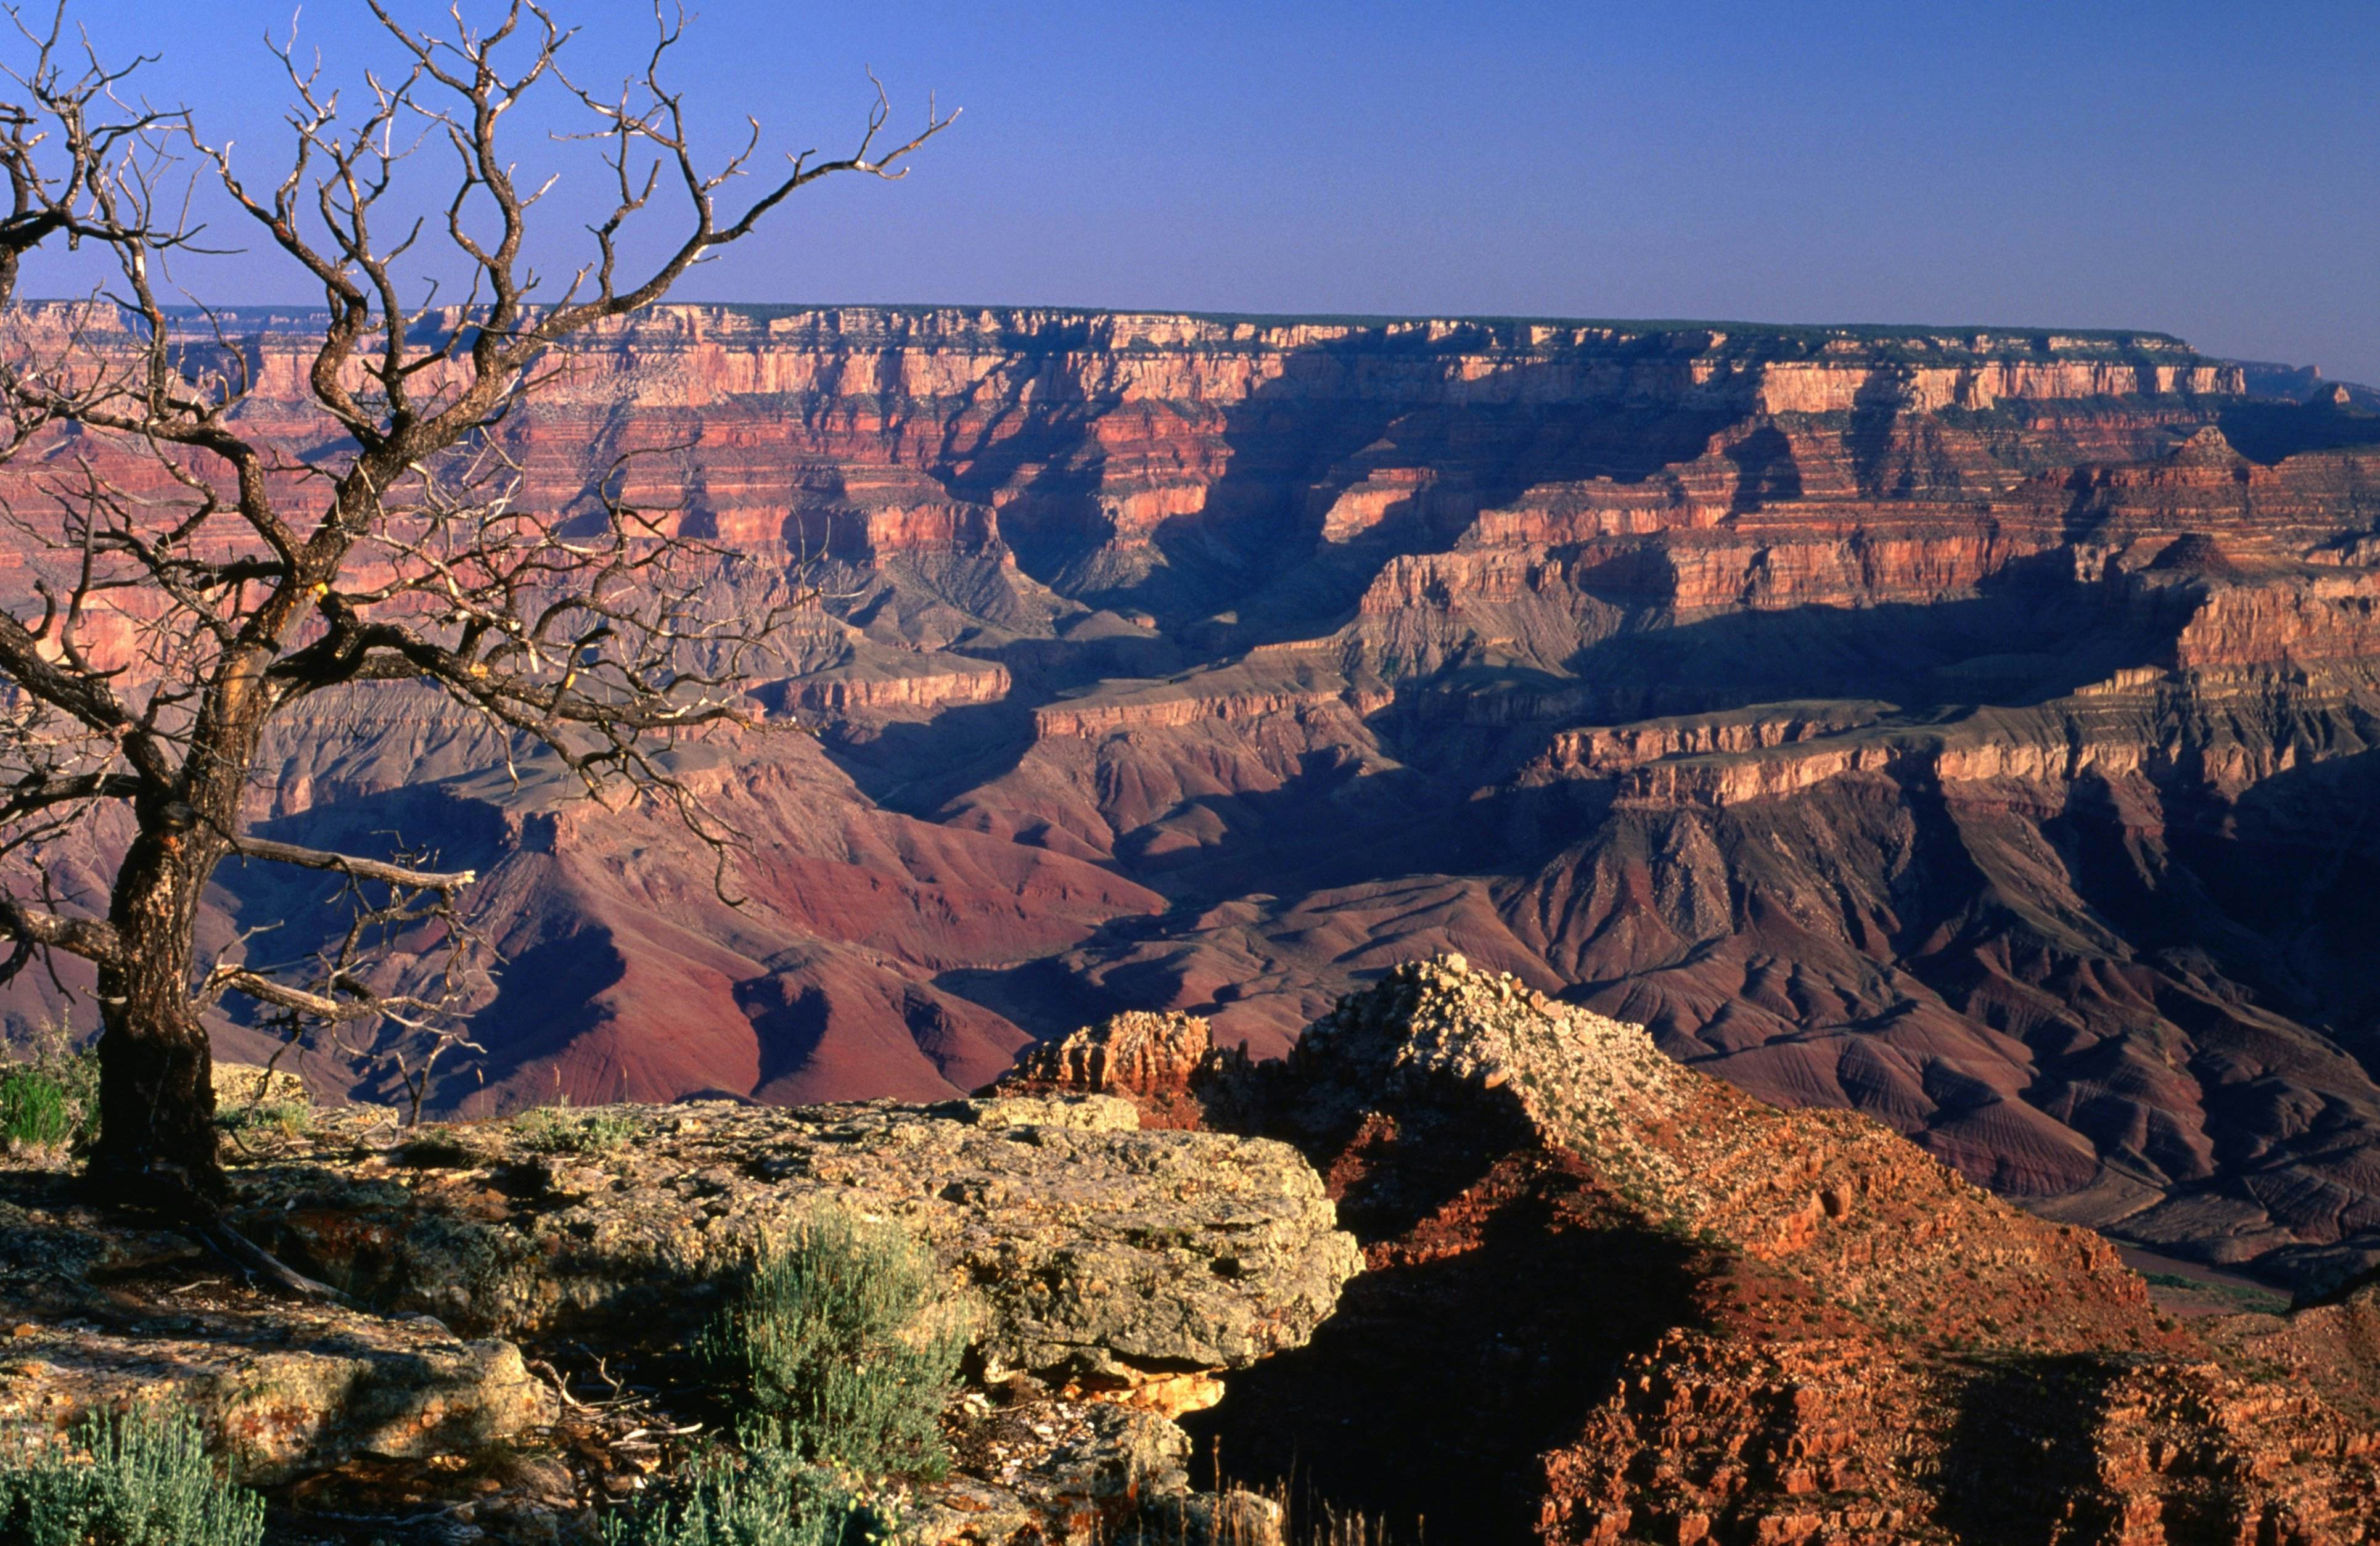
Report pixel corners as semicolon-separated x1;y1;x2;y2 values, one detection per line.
0;1085;1358;1540
231;1093;1360;1402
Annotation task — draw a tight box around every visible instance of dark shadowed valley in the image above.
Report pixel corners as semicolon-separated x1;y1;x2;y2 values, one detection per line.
15;302;2380;1295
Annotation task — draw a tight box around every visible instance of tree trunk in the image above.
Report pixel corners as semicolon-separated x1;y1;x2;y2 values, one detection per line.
87;821;224;1208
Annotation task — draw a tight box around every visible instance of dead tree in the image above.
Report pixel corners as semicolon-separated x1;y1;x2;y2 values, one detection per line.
0;0;952;1212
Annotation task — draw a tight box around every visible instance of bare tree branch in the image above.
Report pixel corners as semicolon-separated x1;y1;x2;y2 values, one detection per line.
0;894;120;965
226;834;477;892
0;0;949;1202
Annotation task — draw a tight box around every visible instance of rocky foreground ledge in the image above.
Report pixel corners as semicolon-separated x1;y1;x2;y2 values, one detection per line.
0;1084;1358;1543
233;1091;1357;1397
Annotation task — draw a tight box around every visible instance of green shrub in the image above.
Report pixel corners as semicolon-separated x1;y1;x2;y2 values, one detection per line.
0;1028;100;1154
602;1432;893;1546
512;1101;637;1154
0;1070;76;1149
697;1208;969;1479
0;1406;265;1546
215;1100;311;1141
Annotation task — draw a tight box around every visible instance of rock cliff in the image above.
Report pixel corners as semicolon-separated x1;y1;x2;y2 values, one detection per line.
9;303;2380;1294
1006;961;2380;1544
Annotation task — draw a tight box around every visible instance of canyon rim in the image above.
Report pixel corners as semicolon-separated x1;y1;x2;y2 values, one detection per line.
2;2;2379;1542
18;302;2377;1294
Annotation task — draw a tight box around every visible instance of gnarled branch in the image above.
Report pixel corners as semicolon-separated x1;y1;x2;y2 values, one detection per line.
226;835;476;893
0;895;120;966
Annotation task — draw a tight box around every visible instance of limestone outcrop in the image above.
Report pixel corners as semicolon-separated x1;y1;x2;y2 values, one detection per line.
231;1092;1358;1410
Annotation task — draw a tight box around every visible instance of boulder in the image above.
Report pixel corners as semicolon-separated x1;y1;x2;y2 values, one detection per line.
234;1093;1360;1409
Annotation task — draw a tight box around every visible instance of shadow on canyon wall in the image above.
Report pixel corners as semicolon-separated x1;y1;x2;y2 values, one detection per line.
1936;1355;2138;1545
936;329;1754;644
2215;399;2380;466
1554;561;2150;717
1185;1088;1710;1546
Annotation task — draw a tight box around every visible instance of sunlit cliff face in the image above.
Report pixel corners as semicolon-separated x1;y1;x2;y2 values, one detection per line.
11;302;2380;1286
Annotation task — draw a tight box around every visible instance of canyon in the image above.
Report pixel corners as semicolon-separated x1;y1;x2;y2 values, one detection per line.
8;302;2380;1295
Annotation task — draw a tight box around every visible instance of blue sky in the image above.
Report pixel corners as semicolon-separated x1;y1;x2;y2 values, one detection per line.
52;1;2380;382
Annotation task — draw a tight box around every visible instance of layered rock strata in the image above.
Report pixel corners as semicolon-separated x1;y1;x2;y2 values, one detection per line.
9;303;2380;1289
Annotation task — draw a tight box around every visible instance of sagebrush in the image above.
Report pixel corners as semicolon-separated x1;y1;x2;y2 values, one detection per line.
0;1406;264;1546
602;1431;893;1546
697;1207;969;1478
513;1101;638;1155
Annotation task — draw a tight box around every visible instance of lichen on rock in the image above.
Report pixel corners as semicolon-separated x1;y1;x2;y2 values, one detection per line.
231;1092;1359;1408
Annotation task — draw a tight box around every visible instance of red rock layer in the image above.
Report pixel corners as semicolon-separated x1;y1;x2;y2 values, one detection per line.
989;1009;1247;1129
1167;963;2380;1545
10;304;2380;1291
